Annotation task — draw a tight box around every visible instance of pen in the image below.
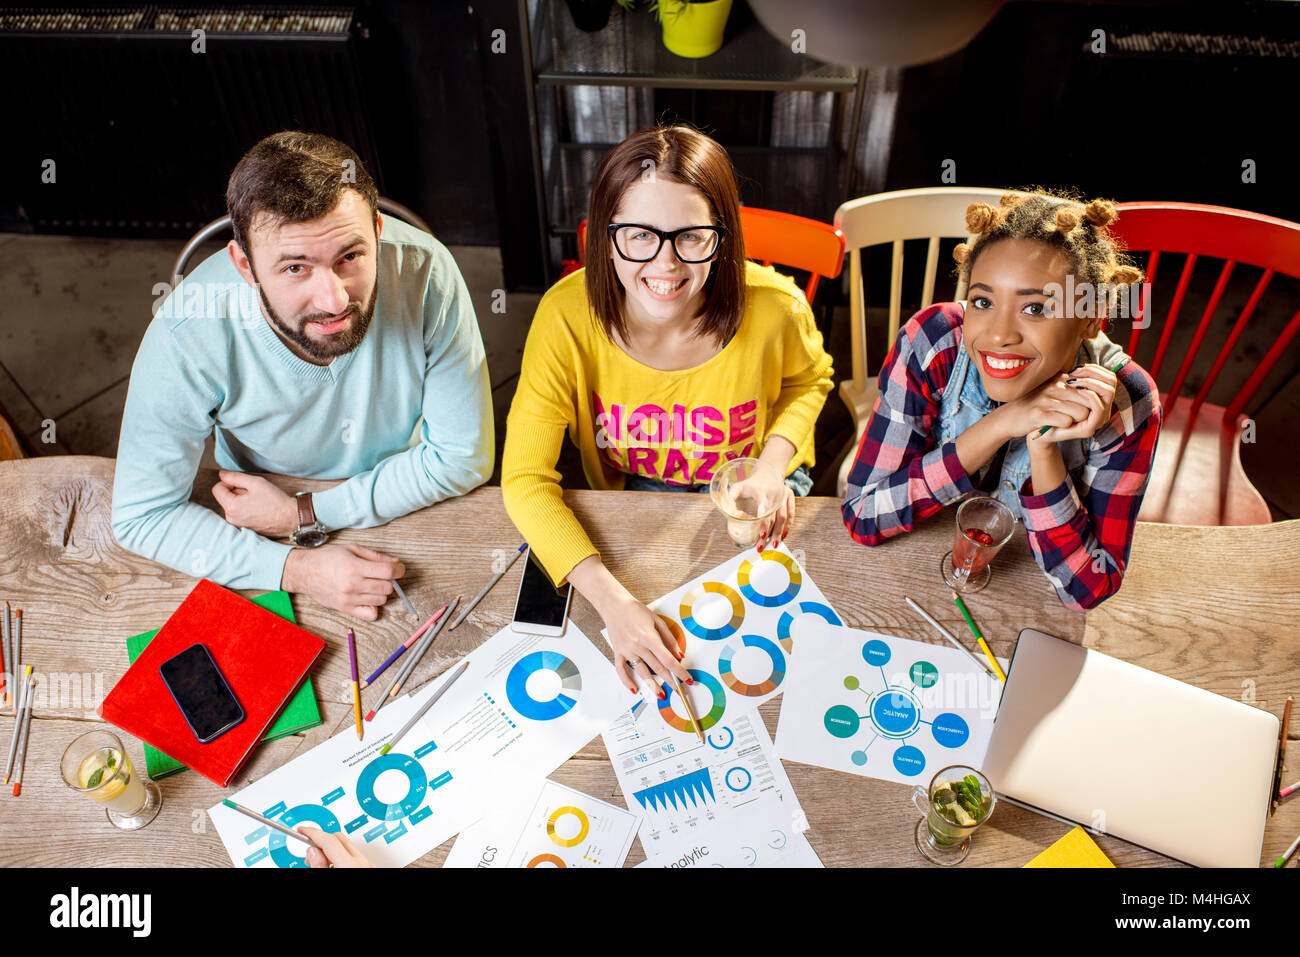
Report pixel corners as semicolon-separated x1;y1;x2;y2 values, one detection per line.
1274;831;1300;868
1273;695;1292;815
448;543;526;630
221;799;320;847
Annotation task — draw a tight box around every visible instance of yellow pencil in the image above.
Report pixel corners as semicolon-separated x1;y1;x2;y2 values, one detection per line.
952;592;1006;682
348;629;363;740
665;670;705;744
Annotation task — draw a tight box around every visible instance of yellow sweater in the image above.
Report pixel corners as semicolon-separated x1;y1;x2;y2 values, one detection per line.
502;263;834;584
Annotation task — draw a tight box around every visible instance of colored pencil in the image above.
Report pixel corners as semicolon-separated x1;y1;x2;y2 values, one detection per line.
0;600;7;704
391;579;421;621
221;798;320;847
1273;695;1293;815
904;597;996;679
448;543;526;630
665;669;705;744
368;595;459;720
951;592;1006;682
1280;780;1300;800
11;672;35;795
361;605;447;689
379;660;470;755
3;668;32;784
388;595;460;699
348;629;362;740
11;609;20;687
1274;831;1300;868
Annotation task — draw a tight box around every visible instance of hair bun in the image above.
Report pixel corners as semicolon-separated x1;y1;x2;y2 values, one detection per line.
952;242;971;264
1109;264;1144;285
999;192;1023;208
1084;198;1118;227
964;202;1000;234
1054;207;1081;233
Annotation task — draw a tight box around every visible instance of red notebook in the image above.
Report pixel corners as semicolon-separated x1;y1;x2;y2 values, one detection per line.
99;579;325;787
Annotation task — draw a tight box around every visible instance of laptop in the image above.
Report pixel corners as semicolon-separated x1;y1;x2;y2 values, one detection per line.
982;628;1279;868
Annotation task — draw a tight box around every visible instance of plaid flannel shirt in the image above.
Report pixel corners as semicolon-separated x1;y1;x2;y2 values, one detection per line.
841;303;1162;611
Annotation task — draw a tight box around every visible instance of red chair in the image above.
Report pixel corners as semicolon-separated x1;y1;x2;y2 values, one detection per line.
1110;202;1300;526
577;206;845;305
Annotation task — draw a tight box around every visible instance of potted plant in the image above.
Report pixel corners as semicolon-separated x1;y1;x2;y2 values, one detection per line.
651;0;734;58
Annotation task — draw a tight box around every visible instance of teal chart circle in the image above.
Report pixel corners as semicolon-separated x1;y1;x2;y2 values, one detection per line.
268;804;340;869
355;752;428;821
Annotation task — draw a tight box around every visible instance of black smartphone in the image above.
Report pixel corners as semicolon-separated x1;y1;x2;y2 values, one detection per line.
511;548;573;636
158;643;245;743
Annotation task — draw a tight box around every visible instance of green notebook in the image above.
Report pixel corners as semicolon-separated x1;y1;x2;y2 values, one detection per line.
125;589;323;780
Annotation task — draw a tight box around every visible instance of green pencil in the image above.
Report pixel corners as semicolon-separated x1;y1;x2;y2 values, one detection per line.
1275;831;1300;868
951;592;1005;682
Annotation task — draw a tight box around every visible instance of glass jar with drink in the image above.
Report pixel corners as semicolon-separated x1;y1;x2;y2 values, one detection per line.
60;730;162;830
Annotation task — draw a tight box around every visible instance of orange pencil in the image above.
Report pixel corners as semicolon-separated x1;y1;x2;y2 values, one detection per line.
1274;695;1293;814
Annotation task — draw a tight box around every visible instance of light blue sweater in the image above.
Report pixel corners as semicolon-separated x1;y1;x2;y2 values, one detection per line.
111;217;494;590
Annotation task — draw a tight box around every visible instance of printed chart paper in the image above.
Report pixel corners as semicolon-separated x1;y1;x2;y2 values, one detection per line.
444;780;639;868
635;798;823;868
776;620;1005;786
608;544;841;729
602;700;806;865
210;624;635;868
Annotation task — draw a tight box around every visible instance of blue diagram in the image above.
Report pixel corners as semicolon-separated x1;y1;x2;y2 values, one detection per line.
505;651;581;721
775;601;842;654
239;745;449;867
632;767;715;812
822;639;972;778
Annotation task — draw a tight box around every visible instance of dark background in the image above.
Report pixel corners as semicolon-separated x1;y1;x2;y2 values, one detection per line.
1;0;1296;289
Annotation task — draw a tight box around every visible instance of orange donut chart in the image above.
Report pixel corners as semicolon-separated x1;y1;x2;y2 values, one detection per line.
546;805;590;848
526;853;567;868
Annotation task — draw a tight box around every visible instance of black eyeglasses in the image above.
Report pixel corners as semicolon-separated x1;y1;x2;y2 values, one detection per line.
607;223;726;263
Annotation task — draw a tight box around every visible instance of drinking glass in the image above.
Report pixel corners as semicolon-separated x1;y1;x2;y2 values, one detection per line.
911;765;996;865
940;496;1016;593
60;730;162;830
709;457;783;547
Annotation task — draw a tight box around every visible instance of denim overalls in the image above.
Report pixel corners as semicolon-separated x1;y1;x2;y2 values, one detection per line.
934;307;1128;521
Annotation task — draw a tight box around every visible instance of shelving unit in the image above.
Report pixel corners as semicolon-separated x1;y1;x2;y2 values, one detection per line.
517;0;865;283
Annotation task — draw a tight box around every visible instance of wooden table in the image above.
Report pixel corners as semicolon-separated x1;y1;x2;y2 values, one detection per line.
1;456;1296;867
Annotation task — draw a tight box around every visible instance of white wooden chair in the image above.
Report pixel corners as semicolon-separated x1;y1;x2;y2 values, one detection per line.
833;187;1026;496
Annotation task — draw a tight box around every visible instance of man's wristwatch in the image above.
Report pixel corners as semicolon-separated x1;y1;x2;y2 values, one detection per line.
291;492;329;547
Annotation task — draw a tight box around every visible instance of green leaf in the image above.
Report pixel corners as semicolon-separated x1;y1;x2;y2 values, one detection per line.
86;767;105;788
106;753;116;770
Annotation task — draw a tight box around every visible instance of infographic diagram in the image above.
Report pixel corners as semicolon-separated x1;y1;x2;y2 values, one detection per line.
776;621;1005;786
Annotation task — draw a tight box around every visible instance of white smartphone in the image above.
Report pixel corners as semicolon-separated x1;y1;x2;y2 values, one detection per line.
510;547;572;636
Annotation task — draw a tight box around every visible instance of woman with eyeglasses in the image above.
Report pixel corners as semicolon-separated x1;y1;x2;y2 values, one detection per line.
502;125;834;695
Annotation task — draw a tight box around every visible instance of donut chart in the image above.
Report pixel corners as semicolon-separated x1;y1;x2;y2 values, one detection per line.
716;634;786;696
526;853;567;868
736;551;802;608
355;753;428;821
679;582;745;641
546;806;591;848
775;601;843;654
268;804;340;869
658;669;727;732
505;651;582;721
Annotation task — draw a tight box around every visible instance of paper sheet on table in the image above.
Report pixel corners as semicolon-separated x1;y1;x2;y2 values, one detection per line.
444;779;640;868
602;699;808;866
209;624;636;868
634;798;823;868
605;543;841;718
776;620;1006;786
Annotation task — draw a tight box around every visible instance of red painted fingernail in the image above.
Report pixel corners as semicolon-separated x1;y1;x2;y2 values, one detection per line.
657;690;666;700
687;678;695;685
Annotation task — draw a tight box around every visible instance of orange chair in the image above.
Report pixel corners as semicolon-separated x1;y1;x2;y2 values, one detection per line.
1110;202;1300;525
577;206;845;305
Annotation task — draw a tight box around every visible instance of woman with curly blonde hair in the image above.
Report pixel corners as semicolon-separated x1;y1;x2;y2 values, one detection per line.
841;191;1162;610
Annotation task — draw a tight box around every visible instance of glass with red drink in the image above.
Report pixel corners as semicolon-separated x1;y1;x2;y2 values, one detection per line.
940;496;1015;593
